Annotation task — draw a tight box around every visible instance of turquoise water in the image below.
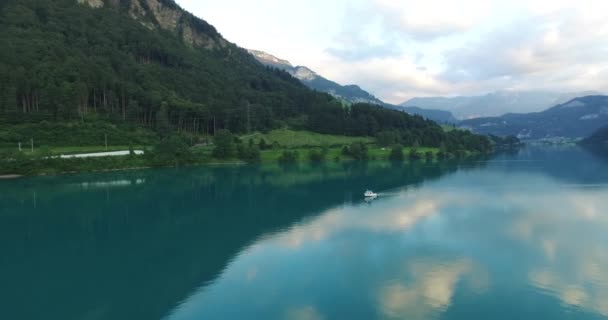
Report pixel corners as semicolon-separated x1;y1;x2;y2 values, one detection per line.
2;146;608;319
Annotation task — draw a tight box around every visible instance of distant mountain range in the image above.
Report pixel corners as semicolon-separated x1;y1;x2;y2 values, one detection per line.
460;96;608;140
248;50;458;123
402;91;603;120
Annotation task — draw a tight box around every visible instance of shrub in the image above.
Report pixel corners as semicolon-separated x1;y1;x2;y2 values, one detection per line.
408;148;422;160
212;130;235;159
388;144;404;161
258;138;269;150
309;149;325;163
349;142;369;160
278;150;299;164
151;136;194;166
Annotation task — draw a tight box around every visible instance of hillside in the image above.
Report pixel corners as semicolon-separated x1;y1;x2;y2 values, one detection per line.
402;91;603;119
0;0;491;154
0;0;326;134
460;96;608;140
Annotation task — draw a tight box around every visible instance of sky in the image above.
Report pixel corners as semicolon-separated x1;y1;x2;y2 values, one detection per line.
175;0;608;104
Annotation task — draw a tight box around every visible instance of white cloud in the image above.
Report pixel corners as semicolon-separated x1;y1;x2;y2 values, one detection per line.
176;0;608;104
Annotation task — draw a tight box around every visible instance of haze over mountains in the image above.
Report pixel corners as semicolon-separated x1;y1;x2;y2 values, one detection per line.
402;91;604;120
460;96;608;140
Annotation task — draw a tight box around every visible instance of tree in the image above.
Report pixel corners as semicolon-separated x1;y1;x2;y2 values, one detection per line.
389;144;404;161
151;135;193;166
278;150;298;164
308;149;325;163
243;144;261;163
376;130;400;147
349;142;368;161
156;102;171;139
212;130;235;159
258;138;269;150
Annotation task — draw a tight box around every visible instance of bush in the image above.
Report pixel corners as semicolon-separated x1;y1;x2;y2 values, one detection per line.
243;145;261;163
212;130;235;159
309;149;325;163
425;151;434;161
150;136;194;166
348;142;369;160
388;144;404;161
408;148;422;160
341;145;350;156
258;138;269;150
278;150;299;164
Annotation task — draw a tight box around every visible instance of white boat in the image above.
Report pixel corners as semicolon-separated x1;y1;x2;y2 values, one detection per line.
364;190;378;198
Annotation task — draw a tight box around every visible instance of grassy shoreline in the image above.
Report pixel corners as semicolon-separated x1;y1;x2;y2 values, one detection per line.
0;129;492;177
0;145;489;178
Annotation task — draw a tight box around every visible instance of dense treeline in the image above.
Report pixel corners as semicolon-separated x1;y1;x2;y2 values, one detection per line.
0;0;491;152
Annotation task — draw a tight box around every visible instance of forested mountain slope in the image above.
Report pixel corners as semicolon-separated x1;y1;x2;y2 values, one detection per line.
0;0;489;151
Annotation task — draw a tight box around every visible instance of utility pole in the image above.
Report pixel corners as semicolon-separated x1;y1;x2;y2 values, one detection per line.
18;142;21;152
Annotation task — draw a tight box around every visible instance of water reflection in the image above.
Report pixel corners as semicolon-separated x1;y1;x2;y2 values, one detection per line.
2;147;608;319
0;161;475;320
166;147;608;320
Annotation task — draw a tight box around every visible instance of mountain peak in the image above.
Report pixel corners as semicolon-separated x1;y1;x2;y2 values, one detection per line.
77;0;226;49
293;66;317;81
247;49;293;69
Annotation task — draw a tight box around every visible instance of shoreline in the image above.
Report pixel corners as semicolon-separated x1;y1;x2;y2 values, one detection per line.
0;174;23;180
0;156;486;179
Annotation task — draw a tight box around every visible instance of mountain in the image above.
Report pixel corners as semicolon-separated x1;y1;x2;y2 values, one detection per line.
248;50;458;123
392;106;458;124
248;49;384;105
460;96;608;140
0;0;491;152
402;91;603;120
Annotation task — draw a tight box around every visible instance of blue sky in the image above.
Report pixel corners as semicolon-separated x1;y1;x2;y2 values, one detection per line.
176;0;608;104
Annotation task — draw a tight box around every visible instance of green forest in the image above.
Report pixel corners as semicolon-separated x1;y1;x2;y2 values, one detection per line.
0;0;492;168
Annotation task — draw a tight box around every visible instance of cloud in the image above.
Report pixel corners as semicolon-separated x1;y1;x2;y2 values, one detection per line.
321;0;608;102
177;0;608;104
441;8;608;83
378;259;478;319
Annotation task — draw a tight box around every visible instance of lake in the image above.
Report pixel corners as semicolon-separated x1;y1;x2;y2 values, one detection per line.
2;146;608;320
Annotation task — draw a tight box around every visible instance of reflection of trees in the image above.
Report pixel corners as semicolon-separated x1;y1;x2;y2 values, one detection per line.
0;160;483;320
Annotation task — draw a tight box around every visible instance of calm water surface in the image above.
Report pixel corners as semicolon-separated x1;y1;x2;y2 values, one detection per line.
2;146;608;320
